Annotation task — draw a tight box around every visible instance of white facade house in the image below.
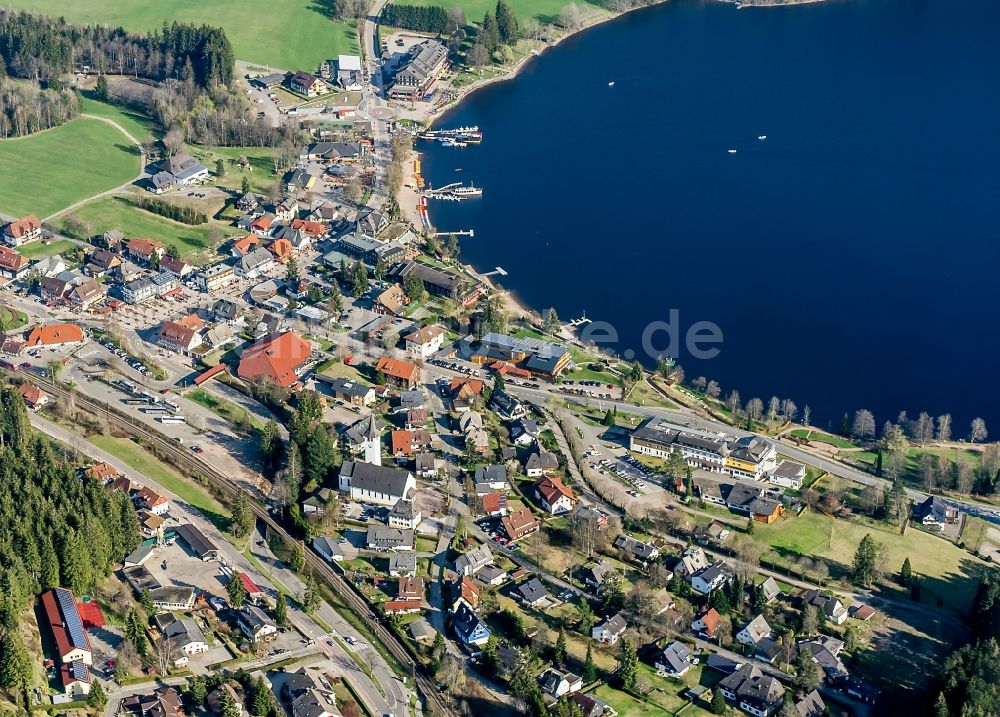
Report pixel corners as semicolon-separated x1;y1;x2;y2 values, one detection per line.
403;325;445;358
737;615;772;647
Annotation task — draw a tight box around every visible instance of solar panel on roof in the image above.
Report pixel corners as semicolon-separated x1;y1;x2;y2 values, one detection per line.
55;588;89;650
67;660;89;682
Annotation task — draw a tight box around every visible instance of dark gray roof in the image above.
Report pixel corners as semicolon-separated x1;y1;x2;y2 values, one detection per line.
341;461;413;498
517;578;549;604
474;464;507;484
175;523;218;558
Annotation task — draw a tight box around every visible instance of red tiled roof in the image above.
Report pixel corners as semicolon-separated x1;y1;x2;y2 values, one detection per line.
41;588;92;661
26;323;84;346
449;377;484;397
535;475;574;505
18;383;45;405
85;462;121;481
126;238;164;258
291;219;326;236
502;508;541;539
5;214;41;239
0;245;28;272
268;238;294;261
391;430;413;455
698;608;722;637
458;575;480;606
482;492;505;514
383;599;422;614
232;236;260;256
238;331;312;387
376;356;420;384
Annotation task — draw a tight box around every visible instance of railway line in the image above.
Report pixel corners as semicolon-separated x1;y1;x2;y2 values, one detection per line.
10;371;454;717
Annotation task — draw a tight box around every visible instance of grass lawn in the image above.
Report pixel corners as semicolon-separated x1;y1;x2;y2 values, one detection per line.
80;94;162;141
396;0;605;25
0;118;139;217
316;361;367;383
191;146;280;195
187;388;264;431
61;195;234;258
750;509;986;614
627;378;676;409
2;0;358;70
0;307;28;331
89;434;230;528
16;239;78;259
789;429;857;449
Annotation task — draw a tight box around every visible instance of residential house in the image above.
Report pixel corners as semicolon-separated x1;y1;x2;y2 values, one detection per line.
84;249;122;278
231;236;261;258
474;464;508;491
534;475;575;514
60;661;92;697
366;525;414;551
501;508;541;541
0;245;29;279
690;563;730;596
284;668;338;717
238;331;312;387
40;276;71;302
655;641;693;677
375;356;421;388
692;608;722;639
32;254;66;278
3;215;42;246
415;453;436;478
383;599;422;615
913;495;959;527
388;499;422;529
481;492;507;517
157;316;204;354
516;578;550;607
84;462;121;483
592;613;627;645
770;460;806;489
159;616;209;666
450;576;482;612
674;547;710;577
237;606;278;643
397;576;424;601
312;536;344;563
334;54;363;89
757;577;782;604
794;690;826;717
136;486;170;515
452;602;490;649
126;238;165;265
402;324;445;358
475;563;508;586
716;663;785;717
797;637;849;684
212;298;245;325
539;668;583;699
289;72;329;97
525;448;559;478
18;383;48;410
321;377;376;406
455;544;494;577
388;554;417;577
338;461;415;506
582;560;615;591
802;589;849;625
614;534;660;565
510;418;541;446
736;615;772;647
490;389;525;420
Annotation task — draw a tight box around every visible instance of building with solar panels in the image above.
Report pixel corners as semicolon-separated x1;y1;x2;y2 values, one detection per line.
41;588;93;666
59;660;93;697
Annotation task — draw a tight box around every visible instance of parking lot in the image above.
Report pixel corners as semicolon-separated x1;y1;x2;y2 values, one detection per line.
475;517;522;554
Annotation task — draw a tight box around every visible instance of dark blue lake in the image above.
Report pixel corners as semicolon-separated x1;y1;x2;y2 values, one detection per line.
420;0;1000;432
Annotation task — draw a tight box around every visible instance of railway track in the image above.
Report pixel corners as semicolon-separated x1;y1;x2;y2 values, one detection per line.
11;373;454;717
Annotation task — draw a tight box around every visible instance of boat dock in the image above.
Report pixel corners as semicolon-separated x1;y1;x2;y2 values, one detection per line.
415;125;483;147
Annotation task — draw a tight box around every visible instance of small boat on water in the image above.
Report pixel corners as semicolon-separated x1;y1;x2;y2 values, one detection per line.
727;149;738;154
608;81;615;87
757;135;767;140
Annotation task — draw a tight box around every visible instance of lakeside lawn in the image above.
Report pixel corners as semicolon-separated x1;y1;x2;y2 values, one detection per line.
789;428;858;449
89;434;230;529
0;118;139;217
2;0;357;70
396;0;606;25
61;195;234;259
750;509;987;614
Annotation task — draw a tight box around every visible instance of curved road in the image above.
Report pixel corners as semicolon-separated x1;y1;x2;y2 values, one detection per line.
43;113;148;222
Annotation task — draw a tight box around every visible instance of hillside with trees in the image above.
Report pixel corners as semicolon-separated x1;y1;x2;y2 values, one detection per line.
0;385;141;695
0;11;234;88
